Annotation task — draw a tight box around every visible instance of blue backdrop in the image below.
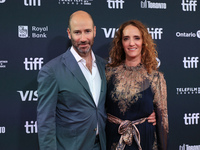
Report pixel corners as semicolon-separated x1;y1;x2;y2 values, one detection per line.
0;0;200;149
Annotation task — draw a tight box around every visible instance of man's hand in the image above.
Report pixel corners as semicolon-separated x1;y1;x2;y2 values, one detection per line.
147;111;156;126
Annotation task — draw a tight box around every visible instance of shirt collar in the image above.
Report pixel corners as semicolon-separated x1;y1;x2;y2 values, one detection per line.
70;46;96;66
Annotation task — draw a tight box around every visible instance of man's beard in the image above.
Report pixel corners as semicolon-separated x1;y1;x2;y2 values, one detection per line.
71;36;94;55
76;43;91;55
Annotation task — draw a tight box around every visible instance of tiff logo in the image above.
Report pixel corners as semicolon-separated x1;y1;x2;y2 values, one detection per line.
181;0;197;11
24;0;41;6
183;57;199;68
0;0;6;3
184;113;199;125
147;28;163;39
24;57;44;70
24;121;37;134
107;0;124;9
101;28;118;38
17;90;38;101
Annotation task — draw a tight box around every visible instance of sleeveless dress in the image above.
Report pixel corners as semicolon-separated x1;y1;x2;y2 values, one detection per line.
105;63;168;150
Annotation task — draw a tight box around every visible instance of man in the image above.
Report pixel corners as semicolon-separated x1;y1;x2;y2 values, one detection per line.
37;10;156;150
37;10;107;150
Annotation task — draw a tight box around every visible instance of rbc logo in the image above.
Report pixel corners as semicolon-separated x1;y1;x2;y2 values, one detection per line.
18;26;28;38
24;57;44;70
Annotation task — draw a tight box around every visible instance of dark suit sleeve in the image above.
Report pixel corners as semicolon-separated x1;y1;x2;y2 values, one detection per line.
37;64;58;150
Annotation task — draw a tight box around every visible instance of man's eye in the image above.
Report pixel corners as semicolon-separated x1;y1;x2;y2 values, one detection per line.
74;31;80;34
85;30;91;33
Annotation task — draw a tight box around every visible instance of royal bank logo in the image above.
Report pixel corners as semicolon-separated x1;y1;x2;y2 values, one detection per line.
0;0;6;3
181;0;197;11
176;30;200;38
0;126;6;134
141;0;167;9
179;144;200;150
24;0;41;6
18;25;48;38
107;0;124;9
183;57;199;68
18;26;29;38
0;60;8;68
176;87;200;95
24;121;37;134
147;28;163;40
58;0;93;5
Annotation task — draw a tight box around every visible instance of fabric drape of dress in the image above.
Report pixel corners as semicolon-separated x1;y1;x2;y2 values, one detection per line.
105;63;168;150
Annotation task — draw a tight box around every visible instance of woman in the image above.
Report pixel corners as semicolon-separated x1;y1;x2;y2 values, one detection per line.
105;20;168;150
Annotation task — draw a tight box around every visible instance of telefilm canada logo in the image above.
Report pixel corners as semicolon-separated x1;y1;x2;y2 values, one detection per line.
141;0;167;9
18;25;48;38
179;144;200;150
176;87;200;95
58;0;93;5
0;60;8;68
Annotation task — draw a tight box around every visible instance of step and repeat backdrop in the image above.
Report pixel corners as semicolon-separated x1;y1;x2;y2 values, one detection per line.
0;0;200;149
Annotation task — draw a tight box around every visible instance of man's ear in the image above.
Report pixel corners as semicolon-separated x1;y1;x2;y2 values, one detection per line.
93;26;96;37
67;28;71;39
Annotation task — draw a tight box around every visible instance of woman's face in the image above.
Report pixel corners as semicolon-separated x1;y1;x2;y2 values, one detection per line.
122;25;143;63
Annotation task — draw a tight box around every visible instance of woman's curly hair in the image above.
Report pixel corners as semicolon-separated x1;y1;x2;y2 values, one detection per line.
108;20;158;73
